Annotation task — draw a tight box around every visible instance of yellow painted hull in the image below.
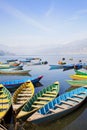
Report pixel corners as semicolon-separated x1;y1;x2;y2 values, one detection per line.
70;74;87;80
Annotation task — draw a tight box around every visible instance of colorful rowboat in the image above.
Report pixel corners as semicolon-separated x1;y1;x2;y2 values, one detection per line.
16;81;60;121
27;86;87;124
66;80;87;87
70;74;87;80
0;75;43;92
0;84;12;123
12;81;34;114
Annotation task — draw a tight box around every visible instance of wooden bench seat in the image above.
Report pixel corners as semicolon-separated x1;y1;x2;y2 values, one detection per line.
61;100;74;106
74;94;84;99
67;97;80;103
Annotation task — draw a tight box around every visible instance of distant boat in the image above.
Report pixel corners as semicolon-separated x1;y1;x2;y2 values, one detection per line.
0;84;12;123
0;69;31;75
12;81;34;114
66;79;87;87
16;81;60;121
27;86;87;124
49;64;64;70
0;75;43;91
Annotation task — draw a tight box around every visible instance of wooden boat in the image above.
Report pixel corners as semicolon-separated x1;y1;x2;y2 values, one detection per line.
0;84;12;123
0;69;31;75
27;86;87;124
66;80;87;86
0;65;23;71
74;69;87;75
70;74;87;80
12;81;34;114
0;75;43;91
0;64;10;69
49;65;64;70
16;81;60;121
0;124;7;130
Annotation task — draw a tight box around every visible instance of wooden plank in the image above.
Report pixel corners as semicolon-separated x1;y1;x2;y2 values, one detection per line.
37;97;52;101
43;93;55;97
49;109;56;113
46;91;57;94
55;104;65;109
61;100;74;106
32;104;43;108
67;97;80;103
34;101;47;104
74;94;84;99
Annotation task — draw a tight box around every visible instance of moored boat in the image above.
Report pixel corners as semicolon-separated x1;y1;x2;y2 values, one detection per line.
0;84;12;123
12;81;34;114
0;69;31;75
16;81;60;121
66;79;87;86
0;75;43;92
27;86;87;124
74;69;87;75
70;74;87;80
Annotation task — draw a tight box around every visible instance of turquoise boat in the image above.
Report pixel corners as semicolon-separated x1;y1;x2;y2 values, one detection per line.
27;86;87;124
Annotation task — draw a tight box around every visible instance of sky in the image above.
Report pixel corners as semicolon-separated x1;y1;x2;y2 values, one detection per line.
0;0;87;55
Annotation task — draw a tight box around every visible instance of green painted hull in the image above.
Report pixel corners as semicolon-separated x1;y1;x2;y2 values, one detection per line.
75;69;87;76
16;81;60;121
67;80;87;86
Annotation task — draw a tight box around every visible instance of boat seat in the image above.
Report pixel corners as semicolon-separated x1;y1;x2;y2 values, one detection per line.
0;85;3;88
0;105;9;109
61;100;74;106
74;94;84;99
49;109;56;113
32;104;43;108
0;99;9;103
22;88;31;91
55;104;65;109
67;97;80;103
16;101;26;104
37;97;52;101
43;93;56;97
18;93;32;96
46;91;57;94
52;88;57;90
34;101;47;105
0;95;7;98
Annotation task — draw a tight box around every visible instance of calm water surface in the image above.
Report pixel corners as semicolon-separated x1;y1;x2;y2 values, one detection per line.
0;55;87;130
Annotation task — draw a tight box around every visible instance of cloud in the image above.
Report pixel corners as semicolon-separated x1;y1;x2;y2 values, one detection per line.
0;1;49;32
45;4;54;17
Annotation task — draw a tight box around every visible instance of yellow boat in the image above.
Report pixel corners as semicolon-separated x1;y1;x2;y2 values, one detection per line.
0;84;12;123
12;81;34;114
70;74;87;80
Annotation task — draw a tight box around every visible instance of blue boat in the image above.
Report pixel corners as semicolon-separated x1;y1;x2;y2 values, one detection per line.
0;75;43;91
49;65;64;70
27;86;87;124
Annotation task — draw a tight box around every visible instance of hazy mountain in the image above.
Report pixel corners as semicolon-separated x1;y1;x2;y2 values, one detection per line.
0;44;15;56
38;39;87;55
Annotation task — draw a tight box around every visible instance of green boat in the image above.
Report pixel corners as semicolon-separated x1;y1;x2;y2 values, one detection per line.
16;81;60;121
66;80;87;87
0;84;12;123
74;69;87;76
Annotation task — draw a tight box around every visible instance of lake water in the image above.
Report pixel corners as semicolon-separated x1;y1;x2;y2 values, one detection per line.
0;54;87;130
